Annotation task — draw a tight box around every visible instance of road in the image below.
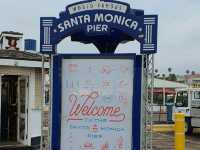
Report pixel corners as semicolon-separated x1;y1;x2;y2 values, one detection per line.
153;129;200;150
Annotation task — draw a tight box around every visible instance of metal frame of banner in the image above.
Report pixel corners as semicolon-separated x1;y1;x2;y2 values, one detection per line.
40;54;53;150
40;54;45;150
40;1;158;149
50;54;142;150
40;55;154;150
141;54;154;150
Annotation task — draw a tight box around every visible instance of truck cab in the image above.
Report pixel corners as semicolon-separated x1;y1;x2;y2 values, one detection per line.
174;88;200;134
174;89;191;117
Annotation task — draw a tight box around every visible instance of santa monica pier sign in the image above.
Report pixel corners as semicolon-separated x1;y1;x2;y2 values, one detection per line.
40;1;158;150
40;0;158;54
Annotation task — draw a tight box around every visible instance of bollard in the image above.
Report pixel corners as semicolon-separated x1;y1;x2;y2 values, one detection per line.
175;113;185;150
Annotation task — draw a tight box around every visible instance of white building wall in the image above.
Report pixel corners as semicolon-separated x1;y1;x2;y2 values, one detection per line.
29;110;41;138
0;59;49;68
0;75;1;137
28;68;43;145
2;37;6;49
29;69;42;139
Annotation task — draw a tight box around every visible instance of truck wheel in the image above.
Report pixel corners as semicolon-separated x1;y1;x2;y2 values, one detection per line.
185;118;193;135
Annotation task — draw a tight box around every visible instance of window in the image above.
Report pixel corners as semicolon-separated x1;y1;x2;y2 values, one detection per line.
194;91;200;99
165;94;175;104
45;89;50;105
175;91;188;107
153;93;163;105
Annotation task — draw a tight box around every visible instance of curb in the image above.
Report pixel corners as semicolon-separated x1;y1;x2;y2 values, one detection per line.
152;124;174;132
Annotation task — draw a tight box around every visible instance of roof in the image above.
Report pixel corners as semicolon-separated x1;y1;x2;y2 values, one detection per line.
185;74;200;79
0;31;23;36
0;49;48;61
154;78;188;88
177;88;200;91
153;88;176;94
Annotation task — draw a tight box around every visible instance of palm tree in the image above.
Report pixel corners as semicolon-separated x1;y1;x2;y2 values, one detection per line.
162;74;166;79
168;67;172;74
154;69;159;78
167;67;172;80
155;69;158;74
186;70;190;75
191;71;196;75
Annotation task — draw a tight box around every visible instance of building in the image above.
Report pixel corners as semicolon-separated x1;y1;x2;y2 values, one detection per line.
153;78;187;109
152;78;188;122
184;74;200;88
0;31;48;149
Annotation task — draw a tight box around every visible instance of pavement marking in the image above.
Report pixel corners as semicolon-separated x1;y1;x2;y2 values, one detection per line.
152;124;174;132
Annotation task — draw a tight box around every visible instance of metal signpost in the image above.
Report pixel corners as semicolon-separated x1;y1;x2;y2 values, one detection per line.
40;0;158;150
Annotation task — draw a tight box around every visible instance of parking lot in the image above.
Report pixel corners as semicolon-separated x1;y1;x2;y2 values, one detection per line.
153;129;200;150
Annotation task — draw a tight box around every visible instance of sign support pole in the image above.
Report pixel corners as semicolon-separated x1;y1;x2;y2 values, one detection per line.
142;54;154;150
40;54;52;150
48;54;53;150
150;54;154;150
40;54;45;150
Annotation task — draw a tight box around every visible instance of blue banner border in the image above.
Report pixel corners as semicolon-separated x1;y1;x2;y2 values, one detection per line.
51;53;142;150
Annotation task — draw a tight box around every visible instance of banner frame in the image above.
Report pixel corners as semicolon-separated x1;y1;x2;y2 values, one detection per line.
51;53;142;150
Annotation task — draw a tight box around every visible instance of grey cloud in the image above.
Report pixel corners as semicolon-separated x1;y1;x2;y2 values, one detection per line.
0;0;200;74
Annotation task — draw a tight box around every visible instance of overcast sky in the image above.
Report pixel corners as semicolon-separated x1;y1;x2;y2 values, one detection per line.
0;0;200;74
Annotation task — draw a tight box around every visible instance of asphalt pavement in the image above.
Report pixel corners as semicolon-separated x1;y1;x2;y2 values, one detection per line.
153;129;200;150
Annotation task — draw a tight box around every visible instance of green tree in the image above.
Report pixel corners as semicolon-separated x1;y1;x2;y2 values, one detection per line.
166;67;172;81
168;67;172;74
162;74;166;79
154;69;159;78
167;73;177;81
155;69;158;73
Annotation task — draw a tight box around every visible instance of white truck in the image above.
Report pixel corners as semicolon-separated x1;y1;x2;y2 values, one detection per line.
174;88;200;134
